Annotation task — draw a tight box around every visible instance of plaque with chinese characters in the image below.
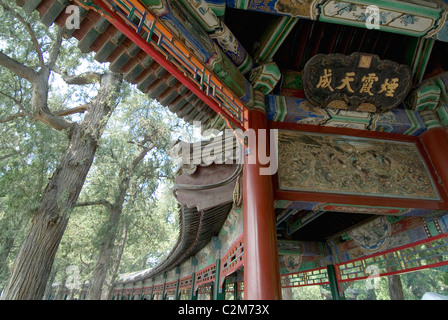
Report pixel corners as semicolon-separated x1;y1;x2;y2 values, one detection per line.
302;53;412;113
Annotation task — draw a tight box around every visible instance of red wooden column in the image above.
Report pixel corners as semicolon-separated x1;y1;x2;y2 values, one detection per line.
421;127;448;196
243;109;282;300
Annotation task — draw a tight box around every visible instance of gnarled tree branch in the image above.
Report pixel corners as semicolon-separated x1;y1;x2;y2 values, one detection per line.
0;51;37;83
0;0;45;67
53;69;102;85
47;30;63;71
75;200;113;209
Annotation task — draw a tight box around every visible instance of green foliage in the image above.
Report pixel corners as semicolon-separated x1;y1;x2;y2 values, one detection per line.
289;285;332;300
0;0;192;295
54;85;190;289
120;181;179;273
341;269;448;300
284;268;448;301
0;2;80;289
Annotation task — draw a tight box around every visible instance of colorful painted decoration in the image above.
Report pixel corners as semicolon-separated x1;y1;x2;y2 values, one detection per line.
319;0;442;38
405;72;448;128
210;22;254;74
249;62;281;95
431;11;448;41
254;16;298;64
141;0;254;105
226;0;448;42
438;72;448;103
179;0;254;74
204;0;226;16
328;213;448;264
302;53;412;112
274;200;444;218
226;0;321;19
278;69;304;98
277;129;439;200
266;95;426;135
437;105;448;127
51;0;448;298
405;79;441;111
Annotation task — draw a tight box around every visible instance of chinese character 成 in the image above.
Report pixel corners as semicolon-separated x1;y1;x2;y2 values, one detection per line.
379;78;399;97
316;69;334;92
336;72;356;93
360;73;379;96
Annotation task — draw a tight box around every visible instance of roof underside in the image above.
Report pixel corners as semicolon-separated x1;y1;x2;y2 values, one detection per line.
224;7;414;72
23;0;448;128
17;0;448;284
276;208;375;242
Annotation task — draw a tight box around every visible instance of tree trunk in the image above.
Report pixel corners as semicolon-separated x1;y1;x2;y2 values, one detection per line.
282;287;293;300
55;275;68;300
101;221;129;300
1;73;122;300
43;269;57;300
88;206;122;300
388;274;404;300
88;143;154;299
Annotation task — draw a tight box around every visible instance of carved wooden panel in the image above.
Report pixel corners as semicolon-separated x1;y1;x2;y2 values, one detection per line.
277;130;439;200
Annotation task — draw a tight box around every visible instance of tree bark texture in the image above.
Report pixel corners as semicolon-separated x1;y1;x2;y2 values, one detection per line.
388;274;405;300
88;142;155;300
1;73;122;300
101;221;128;300
87;207;122;300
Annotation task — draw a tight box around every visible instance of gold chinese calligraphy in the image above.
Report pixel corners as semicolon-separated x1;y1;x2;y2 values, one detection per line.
302;53;412;113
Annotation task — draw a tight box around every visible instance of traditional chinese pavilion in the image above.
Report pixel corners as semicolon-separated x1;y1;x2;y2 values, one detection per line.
23;0;448;300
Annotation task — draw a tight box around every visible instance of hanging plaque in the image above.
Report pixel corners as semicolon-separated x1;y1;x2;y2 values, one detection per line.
302;53;412;113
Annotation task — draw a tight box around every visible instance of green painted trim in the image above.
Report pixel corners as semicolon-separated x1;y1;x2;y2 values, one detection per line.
141;0;164;10
174;279;181;300
415;39;435;84
274;95;287;122
327;265;345;300
190;272;198;300
434;77;448;103
323;203;409;215
213;259;226;300
426;221;439;237
411;38;425;76
437;105;448;127
257;16;298;63
405;37;420;71
234;0;249;10
425;119;442;129
150;279;155;300
161;282;166;300
404;109;421;135
238;55;254;74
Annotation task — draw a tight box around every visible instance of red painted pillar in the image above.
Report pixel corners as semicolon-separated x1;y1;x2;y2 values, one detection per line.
421;127;448;196
243;109;282;300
